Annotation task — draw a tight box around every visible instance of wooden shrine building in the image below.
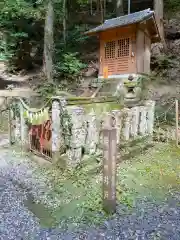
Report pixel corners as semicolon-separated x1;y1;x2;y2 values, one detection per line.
86;9;160;80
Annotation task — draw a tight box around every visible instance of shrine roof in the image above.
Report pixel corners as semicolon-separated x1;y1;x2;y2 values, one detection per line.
85;9;154;35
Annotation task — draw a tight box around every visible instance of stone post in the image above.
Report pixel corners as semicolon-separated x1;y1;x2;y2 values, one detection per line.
13;101;21;144
130;106;140;138
8;102;15;145
85;110;99;154
51;99;64;163
122;108;131;141
19;102;28;151
139;106;147;136
146;100;155;135
102;113;114;129
66;106;86;167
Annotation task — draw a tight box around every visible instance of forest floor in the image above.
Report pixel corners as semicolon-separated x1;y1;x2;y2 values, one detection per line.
0;135;179;240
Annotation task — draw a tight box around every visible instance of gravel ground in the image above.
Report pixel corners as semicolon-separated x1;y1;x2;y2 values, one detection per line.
0;145;180;240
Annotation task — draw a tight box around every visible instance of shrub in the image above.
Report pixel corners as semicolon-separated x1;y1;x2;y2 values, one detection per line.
164;0;180;16
54;52;86;80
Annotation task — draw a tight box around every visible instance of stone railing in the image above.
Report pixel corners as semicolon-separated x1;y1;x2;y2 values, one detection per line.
63;100;155;167
8;96;155;167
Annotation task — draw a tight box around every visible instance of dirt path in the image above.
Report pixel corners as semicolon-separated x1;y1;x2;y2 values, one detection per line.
0;62;38;109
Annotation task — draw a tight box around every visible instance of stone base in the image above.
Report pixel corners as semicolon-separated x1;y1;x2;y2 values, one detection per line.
89;74;144;101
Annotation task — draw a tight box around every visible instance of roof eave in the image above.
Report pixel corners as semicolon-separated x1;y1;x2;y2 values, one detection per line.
84;30;99;36
149;14;161;42
84;13;154;36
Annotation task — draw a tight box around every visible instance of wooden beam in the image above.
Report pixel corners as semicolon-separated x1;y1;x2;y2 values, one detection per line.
138;18;160;43
153;0;167;48
136;27;144;74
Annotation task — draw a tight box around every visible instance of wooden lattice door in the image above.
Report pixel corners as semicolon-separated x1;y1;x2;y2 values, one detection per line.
116;38;131;73
103;37;132;76
104;41;116;76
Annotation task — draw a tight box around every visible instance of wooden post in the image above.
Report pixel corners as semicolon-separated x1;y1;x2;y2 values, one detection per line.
112;110;122;144
102;128;117;213
175;99;179;147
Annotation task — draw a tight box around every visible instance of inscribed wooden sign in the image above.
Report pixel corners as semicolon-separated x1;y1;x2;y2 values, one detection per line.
103;66;109;79
102;128;117;213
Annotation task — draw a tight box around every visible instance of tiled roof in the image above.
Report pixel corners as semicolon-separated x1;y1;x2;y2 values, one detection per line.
86;9;154;34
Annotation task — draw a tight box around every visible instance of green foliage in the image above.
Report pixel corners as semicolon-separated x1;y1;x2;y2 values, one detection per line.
66;25;89;49
0;39;9;61
55;52;86;79
0;0;89;76
0;0;44;22
34;52;86;98
52;24;88;88
150;55;176;79
151;55;174;71
35;81;58;99
0;0;45;70
164;0;180;16
76;0;89;5
34;78;77;99
155;104;175;126
135;75;151;101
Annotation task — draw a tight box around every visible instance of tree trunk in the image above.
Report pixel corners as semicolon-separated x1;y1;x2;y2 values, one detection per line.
63;0;67;45
100;0;104;23
43;0;54;82
90;0;93;15
114;0;124;17
104;0;106;18
97;0;100;13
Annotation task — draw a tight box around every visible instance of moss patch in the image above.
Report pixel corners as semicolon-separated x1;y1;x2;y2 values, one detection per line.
25;143;180;228
82;102;122;115
25;156;106;228
118;143;180;203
